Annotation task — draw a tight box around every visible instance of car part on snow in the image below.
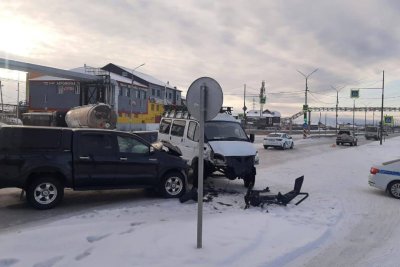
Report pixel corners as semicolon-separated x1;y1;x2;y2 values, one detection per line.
179;187;216;203
244;176;309;209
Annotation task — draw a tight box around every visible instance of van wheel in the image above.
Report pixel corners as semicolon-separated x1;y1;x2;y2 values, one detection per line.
190;160;209;187
160;172;185;198
244;174;255;188
26;176;64;210
388;181;400;199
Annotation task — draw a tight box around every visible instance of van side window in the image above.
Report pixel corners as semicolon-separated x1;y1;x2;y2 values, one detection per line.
159;119;171;134
171;120;186;137
187;121;199;142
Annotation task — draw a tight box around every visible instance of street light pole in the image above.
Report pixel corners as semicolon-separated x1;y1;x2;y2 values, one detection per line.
331;85;345;135
130;63;145;131
297;68;318;138
352;99;356;133
364;106;367;130
380;70;385;145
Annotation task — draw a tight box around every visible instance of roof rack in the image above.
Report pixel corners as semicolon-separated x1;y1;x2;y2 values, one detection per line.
163;106;234;119
220;107;233;115
163;105;192;119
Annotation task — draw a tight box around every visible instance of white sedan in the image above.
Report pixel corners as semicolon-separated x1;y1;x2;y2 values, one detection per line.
263;133;294;150
369;159;400;199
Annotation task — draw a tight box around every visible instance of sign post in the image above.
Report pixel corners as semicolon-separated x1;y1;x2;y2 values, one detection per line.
186;77;223;249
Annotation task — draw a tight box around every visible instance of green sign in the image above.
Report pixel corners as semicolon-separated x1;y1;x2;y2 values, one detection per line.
384;115;393;125
303;104;308;111
350;89;359;98
260;96;266;104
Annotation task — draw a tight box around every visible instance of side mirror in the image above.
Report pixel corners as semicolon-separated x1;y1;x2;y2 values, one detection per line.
289;136;292;139
249;134;255;143
149;146;155;154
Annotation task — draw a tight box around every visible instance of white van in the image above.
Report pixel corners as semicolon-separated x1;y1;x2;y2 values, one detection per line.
158;110;259;187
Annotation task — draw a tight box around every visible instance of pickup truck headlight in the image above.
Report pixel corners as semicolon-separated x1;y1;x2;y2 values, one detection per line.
213;153;226;166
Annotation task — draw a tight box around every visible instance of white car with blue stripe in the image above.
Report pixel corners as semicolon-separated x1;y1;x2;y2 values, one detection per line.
369;159;400;199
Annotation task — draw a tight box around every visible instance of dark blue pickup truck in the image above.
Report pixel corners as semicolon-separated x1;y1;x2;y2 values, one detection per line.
0;125;188;209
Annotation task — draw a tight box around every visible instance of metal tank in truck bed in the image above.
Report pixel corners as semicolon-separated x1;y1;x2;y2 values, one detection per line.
65;103;117;129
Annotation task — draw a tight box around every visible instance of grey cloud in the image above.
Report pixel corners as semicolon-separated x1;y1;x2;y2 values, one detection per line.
1;0;399;115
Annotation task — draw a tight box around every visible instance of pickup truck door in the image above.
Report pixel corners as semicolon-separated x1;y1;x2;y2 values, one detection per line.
73;132;119;188
115;134;158;186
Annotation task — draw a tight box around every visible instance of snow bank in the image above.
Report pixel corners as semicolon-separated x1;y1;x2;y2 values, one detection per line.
1;137;399;267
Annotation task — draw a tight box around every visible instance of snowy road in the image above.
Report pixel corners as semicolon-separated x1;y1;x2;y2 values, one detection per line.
0;134;400;266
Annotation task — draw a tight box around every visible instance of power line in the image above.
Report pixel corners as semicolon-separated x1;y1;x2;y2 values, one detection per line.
308;92;335;105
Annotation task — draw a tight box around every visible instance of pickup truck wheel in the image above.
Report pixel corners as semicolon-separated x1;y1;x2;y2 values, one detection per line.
26;177;64;210
244;174;255;188
388;181;400;199
161;172;185;198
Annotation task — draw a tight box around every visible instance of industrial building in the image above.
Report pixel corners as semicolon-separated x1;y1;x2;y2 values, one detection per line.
245;109;281;129
24;61;182;131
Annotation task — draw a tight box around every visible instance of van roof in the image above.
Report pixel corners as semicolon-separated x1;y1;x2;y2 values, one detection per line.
209;113;238;122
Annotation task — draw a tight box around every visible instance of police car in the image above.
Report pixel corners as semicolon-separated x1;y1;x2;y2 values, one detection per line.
263;133;294;150
369;159;400;199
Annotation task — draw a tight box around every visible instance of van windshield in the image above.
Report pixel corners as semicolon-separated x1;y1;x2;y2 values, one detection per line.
205;121;249;141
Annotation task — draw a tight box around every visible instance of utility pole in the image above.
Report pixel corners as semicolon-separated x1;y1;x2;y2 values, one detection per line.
349;70;384;145
373;110;375;125
259;80;266;117
243;84;247;124
363;104;367;130
352;99;356;133
297;68;318;138
380;70;385;145
130;63;145;131
0;80;3;113
331;85;345;135
17;73;20;119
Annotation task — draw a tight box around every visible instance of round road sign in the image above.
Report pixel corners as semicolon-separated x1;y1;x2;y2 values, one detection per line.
186;77;223;121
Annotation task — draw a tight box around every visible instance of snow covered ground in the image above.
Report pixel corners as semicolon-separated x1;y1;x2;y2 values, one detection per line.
1;137;400;267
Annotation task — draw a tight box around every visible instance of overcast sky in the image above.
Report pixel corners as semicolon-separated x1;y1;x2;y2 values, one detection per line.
0;0;399;120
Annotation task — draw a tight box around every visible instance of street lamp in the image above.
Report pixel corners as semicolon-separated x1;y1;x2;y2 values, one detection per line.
331;85;345;135
130;63;145;131
297;68;318;138
362;102;370;131
352;98;356;133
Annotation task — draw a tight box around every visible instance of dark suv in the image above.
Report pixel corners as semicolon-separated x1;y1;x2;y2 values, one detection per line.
336;130;358;146
0;126;189;209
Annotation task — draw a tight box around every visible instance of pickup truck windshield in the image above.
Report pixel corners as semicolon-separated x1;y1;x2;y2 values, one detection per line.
205;121;249;141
